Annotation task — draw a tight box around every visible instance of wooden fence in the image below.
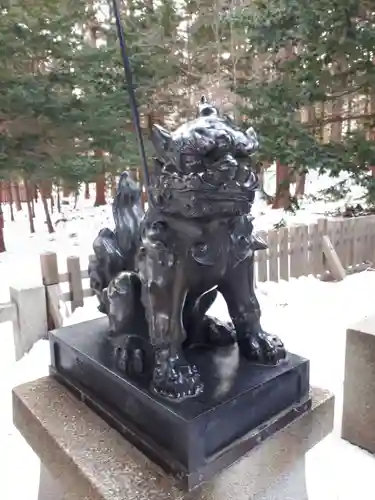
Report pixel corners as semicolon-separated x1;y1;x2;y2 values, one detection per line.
40;215;375;327
0;301;17;325
256;215;375;282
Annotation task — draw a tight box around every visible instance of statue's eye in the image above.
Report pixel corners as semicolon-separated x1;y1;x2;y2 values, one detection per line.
216;132;233;150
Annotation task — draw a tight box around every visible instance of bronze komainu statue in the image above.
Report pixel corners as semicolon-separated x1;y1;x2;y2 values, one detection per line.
89;97;286;401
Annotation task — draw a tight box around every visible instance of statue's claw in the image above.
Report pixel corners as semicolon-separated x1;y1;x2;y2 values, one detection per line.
152;348;203;401
238;331;286;365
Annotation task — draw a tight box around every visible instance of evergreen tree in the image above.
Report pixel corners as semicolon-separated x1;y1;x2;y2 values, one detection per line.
234;0;375;204
0;0;179;219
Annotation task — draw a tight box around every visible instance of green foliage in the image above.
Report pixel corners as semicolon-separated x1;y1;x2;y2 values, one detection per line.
2;0;375;205
0;0;177;186
234;0;375;200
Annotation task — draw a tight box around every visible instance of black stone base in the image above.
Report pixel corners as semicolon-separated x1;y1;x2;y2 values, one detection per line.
49;318;311;491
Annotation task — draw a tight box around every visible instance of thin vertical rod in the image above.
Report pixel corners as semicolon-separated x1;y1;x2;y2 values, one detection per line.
111;0;150;191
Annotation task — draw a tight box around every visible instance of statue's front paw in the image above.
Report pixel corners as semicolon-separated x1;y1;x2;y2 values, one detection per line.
152;349;203;401
239;331;286;365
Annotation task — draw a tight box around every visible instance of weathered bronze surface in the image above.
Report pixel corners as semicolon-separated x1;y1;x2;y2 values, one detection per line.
88;97;286;401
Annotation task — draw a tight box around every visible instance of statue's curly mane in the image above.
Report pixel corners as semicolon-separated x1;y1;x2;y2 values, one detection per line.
149;100;259;219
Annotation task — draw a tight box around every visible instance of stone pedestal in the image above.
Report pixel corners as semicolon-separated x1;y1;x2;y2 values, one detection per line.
342;314;375;451
13;377;334;500
49;317;312;489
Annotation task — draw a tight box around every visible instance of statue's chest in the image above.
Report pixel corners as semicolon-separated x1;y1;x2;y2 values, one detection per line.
167;216;254;268
141;213;255;273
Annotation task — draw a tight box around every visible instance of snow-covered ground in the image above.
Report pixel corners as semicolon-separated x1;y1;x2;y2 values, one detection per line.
0;167;365;301
0;169;374;499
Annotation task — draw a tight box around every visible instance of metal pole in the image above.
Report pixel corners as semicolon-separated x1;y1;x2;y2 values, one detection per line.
110;0;151;191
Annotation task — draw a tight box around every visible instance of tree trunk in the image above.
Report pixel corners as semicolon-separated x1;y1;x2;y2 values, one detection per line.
33;183;38;202
110;175;117;198
74;189;79;209
31;195;35;218
84;182;90;199
0;205;5;253
44;179;53;213
40;182;54;233
62;181;71;198
6;181;15;221
370;95;375;178
295;172;306;197
128;169;137;181
94;172;106;206
24;179;35;233
57;185;61;213
330;98;343;143
0;183;5;253
14;182;22;211
272;161;291;209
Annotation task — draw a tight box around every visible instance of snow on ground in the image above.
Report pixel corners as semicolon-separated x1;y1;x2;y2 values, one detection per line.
0;168;365;301
0;170;373;499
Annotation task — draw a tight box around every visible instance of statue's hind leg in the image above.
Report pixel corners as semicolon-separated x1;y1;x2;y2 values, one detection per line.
183;289;236;347
219;256;286;364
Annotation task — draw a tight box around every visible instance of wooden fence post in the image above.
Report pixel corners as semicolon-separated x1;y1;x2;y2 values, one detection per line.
267;230;279;282
256;231;268;282
300;225;309;276
40;252;59;286
278;227;289;281
353;217;365;268
316;218;327;276
289;225;302;278
40;252;67;329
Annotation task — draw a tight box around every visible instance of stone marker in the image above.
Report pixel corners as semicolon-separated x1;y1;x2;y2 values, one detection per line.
342;314;375;451
10;278;47;360
13;377;334;500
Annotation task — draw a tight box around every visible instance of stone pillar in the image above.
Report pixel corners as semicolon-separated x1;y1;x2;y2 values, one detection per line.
342;314;375;452
9;278;48;360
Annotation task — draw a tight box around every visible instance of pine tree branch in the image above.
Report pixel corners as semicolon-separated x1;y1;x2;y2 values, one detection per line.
303;112;375;128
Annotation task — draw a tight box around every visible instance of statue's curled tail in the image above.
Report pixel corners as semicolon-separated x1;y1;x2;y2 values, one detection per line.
88;172;144;314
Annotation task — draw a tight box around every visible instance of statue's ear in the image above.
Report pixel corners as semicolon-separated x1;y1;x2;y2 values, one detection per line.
151;124;173;157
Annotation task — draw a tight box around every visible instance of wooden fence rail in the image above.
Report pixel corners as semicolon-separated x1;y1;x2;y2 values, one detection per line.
40;215;375;327
0;301;17;324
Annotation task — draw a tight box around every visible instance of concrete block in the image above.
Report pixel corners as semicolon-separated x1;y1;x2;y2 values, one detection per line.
9;279;47;360
342;314;375;451
13;377;334;500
